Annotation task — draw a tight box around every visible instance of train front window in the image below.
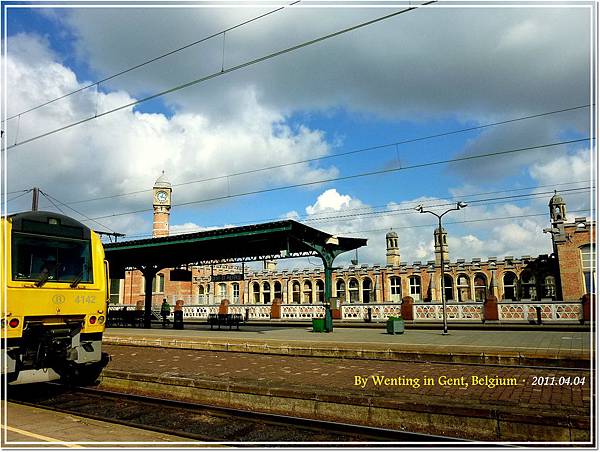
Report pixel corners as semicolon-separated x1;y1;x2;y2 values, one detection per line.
12;233;93;284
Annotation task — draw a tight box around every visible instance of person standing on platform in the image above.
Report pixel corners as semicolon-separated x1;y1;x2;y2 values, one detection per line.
160;298;171;327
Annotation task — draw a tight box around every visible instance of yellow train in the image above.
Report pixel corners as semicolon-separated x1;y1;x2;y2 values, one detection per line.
1;211;110;385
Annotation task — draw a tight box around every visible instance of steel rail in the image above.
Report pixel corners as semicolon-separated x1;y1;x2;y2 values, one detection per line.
9;382;467;445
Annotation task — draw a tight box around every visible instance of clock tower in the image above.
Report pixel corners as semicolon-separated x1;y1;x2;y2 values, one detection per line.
153;171;172;238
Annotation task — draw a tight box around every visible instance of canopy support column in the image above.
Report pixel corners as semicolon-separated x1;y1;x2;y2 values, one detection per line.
139;265;161;328
320;252;335;303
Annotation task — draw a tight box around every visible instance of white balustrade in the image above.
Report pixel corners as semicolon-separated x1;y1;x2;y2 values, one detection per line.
281;304;326;320
498;301;582;321
341;304;403;321
110;300;583;323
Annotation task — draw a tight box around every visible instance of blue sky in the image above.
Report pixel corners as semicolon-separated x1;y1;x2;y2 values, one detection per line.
3;2;593;267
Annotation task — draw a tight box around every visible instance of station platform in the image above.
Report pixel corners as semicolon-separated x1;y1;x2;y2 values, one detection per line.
100;324;593;442
104;323;592;368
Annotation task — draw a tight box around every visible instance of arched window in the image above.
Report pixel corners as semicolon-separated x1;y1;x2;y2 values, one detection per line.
581;244;596;294
409;275;421;301
232;283;240;303
335;279;346;301
218;283;227;299
457;274;471;302
303;280;313;304
443;274;454;301
292;281;301;303
253;282;260;304
316;280;325;303
198;284;206;303
274;281;282;301
348;278;359;303
263;281;271;304
520;271;537;300
544;276;556;300
390;276;402;302
474;273;487;302
503;272;518;301
362;277;372;303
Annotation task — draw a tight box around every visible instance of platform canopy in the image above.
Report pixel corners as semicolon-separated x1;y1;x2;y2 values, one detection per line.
105;220;366;327
104;219;367;277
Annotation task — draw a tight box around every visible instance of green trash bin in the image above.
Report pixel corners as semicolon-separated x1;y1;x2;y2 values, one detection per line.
312;318;325;333
386;316;405;334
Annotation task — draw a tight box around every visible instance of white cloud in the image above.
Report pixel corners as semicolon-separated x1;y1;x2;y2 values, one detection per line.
60;7;589;122
305;189;355;215
529;149;591;184
286;188;558;269
4;33;337;236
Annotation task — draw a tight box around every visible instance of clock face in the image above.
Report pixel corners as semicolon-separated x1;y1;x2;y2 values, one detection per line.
156;190;168;203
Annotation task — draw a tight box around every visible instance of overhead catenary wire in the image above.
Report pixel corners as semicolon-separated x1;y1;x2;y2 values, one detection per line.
6;189;33;203
39;190;118;234
3;0;301;124
88;137;590;221
121;187;591;240
24;104;591;207
338;208;592;236
4;1;435;151
38;190;66;215
131;179;592;232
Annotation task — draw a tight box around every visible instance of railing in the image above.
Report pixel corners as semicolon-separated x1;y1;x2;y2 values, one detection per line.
108;300;583;323
182;305;219;319
281;304;326;320
413;303;483;321
341;304;403;321
497;301;582;321
228;304;271;319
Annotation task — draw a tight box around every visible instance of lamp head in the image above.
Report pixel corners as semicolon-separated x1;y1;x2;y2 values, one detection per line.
457;201;468;209
415;204;423;213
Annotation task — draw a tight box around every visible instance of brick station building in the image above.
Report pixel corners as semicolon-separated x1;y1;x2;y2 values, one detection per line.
110;175;595;307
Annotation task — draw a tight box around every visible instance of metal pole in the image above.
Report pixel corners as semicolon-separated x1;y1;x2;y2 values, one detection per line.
31;187;39;211
415;201;467;336
439;216;448;335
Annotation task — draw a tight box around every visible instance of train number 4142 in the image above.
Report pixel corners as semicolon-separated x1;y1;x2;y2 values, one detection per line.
74;295;96;304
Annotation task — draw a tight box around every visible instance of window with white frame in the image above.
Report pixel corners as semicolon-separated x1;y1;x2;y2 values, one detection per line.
581;244;596;294
253;282;260;304
390;276;401;302
232;282;240;302
274;281;282;300
457;274;471;302
218;283;227;299
152;273;165;294
348;278;359;303
409;275;421;301
263;281;271;304
335;279;346;300
503;272;518;301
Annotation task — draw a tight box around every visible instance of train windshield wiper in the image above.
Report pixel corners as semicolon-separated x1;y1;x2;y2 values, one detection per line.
70;270;85;288
35;261;60;287
35;272;50;287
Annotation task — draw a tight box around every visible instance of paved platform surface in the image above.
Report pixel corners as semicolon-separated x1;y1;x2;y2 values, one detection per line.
104;344;591;412
3;402;194;447
105;324;592;362
101;325;593;441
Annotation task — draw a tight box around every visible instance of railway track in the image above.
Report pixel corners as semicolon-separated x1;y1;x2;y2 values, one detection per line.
8;383;465;445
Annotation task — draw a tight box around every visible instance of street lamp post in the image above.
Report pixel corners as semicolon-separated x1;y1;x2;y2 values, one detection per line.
415;201;467;335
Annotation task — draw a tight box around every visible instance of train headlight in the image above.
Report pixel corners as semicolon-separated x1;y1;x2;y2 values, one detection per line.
9;318;19;328
97;316;105;325
89;316;97;325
